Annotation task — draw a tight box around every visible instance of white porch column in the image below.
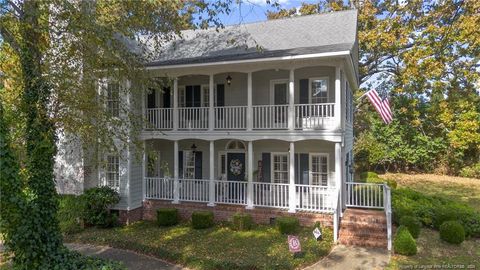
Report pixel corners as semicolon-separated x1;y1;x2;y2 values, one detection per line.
288;142;296;213
208;140;215;206
247;72;253;131
288;69;295;130
173;78;179;131
335;67;341;130
142;140;146;201
209;74;214;131
173;140;180;204
246;141;254;209
335;142;342;208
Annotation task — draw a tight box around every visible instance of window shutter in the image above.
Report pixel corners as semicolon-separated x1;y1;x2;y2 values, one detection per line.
300;153;309;184
299;79;309;104
262;153;270;182
178;151;183;178
195;151;202;179
216;84;225;107
163;87;171;108
295;154;300;184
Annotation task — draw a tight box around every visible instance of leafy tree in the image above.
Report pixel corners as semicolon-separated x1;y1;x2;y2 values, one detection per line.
0;0;231;268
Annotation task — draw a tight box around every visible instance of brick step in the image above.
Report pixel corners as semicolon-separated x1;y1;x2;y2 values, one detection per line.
339;232;387;240
339;238;388;248
341;216;386;223
340;223;387;231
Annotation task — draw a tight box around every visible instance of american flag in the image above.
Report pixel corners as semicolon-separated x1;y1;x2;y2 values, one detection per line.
366;89;393;124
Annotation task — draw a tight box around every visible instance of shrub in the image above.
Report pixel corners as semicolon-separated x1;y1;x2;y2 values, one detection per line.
81;186;120;228
58;195;84;234
277;216;300;234
399;215;421;238
358;171;397;189
439;221;465;244
393;226;417;256
232;213;254;231
156;208;179;226
459;163;480;178
191;211;214;229
359;171;380;181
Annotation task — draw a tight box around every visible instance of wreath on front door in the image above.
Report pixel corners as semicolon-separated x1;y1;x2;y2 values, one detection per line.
229;159;243;176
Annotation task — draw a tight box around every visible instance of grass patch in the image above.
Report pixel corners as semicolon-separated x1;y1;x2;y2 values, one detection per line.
65;221;333;270
381;173;480;211
388;228;480;269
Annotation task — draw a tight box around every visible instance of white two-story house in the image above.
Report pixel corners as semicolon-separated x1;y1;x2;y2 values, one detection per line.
55;10;392;249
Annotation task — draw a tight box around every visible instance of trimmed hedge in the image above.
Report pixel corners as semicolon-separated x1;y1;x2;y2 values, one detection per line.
277;216;299;234
393;226;417;256
156;208;179;227
191;211;214;229
232;213;254;231
392;188;480;238
399;215;421;238
439;221;465;244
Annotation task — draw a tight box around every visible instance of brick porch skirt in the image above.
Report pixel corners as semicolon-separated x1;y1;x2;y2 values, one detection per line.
119;199;333;228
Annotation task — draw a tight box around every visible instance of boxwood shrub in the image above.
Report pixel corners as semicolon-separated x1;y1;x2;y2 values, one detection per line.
191;211;214;229
156;208;179;226
277;216;300;234
399;215;421;238
81;186;120;228
439;221;465;244
393;226;417;256
232;212;254;231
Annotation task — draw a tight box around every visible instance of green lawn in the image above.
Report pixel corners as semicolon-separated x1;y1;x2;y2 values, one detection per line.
65;221;333;270
382;173;480;269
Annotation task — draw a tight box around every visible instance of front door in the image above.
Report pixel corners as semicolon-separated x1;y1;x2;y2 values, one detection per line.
226;152;246;202
273;82;288;125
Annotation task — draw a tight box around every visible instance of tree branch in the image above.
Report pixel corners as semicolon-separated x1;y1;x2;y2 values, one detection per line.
6;0;23;17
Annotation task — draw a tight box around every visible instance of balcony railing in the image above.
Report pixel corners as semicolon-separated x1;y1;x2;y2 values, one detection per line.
144;104;336;131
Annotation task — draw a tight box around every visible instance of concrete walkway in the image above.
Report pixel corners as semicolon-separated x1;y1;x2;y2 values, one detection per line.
66;243;186;270
304;244;390;270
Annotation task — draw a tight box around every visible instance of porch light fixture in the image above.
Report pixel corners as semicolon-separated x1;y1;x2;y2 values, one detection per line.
226;74;232;85
190;144;197;152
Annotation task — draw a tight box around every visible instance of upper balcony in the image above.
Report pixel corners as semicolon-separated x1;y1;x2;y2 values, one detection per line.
143;66;352;134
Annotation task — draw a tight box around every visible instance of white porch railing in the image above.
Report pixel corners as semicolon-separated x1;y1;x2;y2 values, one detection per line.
252;105;289;129
144;177;174;200
145;108;173;130
214;180;247;205
178;107;209;129
384;185;392;251
179;179;209;202
214;106;247;129
296;185;336;212
253;182;290;209
294;103;335;129
345;182;385;209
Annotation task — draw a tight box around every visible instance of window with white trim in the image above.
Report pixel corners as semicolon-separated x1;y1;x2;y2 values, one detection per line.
310;78;328;103
310;154;328;186
106;82;120;117
106;154;120;189
183;150;195;179
272;153;288;184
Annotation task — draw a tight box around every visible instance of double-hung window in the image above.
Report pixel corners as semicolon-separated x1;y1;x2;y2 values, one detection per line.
310;154;328;186
183;150;195;179
272;153;288;184
106;82;120;117
310;78;328;104
106;154;120;189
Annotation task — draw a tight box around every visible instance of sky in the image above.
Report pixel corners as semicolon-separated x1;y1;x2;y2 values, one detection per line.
217;0;320;26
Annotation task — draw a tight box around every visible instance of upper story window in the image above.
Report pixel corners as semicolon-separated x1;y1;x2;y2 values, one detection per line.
106;82;120;117
309;78;328;103
106;154;120;189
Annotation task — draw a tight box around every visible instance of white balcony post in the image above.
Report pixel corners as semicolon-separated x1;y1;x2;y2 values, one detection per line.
288;142;296;213
335;142;342;209
288;69;295;130
208;140;215;206
209;74;214;131
335;67;341;130
173;140;180;203
142;85;146;129
142;140;146;201
246;141;254;209
173;78;179;131
247;72;253;131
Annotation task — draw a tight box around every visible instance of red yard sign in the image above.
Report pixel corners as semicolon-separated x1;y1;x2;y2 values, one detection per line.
288;235;301;253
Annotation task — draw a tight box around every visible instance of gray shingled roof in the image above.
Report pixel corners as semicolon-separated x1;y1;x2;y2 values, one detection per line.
147;10;358;67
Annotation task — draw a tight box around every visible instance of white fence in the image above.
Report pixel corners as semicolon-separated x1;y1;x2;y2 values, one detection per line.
144;177;174;200
294;103;335;129
253;182;289;208
296;185;336;212
178;179;210;202
252;105;289;129
345;182;385;209
178;107;209;129
214;180;247;205
145;108;173;130
214;106;247;129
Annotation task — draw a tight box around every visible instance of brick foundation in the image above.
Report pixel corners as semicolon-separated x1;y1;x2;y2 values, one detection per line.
143;200;333;227
118;206;143;225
